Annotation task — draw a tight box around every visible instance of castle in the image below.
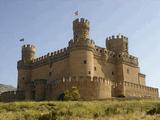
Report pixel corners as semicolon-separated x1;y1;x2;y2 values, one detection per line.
0;18;159;101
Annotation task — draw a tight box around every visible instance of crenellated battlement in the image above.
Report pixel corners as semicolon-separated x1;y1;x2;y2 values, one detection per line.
31;47;69;64
94;46;116;63
95;46;115;56
22;44;36;50
94;45;138;66
68;38;95;49
106;34;128;53
113;81;159;98
58;76;112;84
117;52;138;66
49;76;111;85
49;75;112;100
73;18;90;40
118;52;138;60
106;35;128;41
73;18;90;28
22;44;36;63
16;18;159;101
0;90;25;102
51;76;112;89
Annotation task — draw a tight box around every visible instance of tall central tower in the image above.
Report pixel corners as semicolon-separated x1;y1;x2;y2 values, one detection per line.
73;18;90;40
69;18;95;77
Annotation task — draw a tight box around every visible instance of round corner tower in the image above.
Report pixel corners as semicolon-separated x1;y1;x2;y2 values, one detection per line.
69;18;95;77
106;35;128;53
17;44;36;93
22;44;36;63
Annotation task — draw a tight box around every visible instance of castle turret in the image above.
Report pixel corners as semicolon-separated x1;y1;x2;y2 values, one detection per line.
22;44;36;63
106;35;128;53
73;18;90;40
17;44;36;99
69;18;95;48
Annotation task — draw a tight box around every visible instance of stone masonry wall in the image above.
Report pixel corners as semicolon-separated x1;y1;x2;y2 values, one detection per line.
0;91;25;102
31;57;69;82
49;76;112;100
138;73;146;85
122;64;140;84
16;17;159;101
113;81;159;98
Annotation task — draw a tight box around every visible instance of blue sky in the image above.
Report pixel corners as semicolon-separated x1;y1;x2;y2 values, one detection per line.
0;0;159;92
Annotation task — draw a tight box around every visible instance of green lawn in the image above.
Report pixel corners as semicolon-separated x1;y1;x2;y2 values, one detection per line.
0;99;160;120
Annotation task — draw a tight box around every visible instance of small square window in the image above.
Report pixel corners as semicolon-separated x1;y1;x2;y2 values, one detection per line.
84;60;87;64
49;72;52;76
112;72;114;75
88;71;91;74
49;62;53;68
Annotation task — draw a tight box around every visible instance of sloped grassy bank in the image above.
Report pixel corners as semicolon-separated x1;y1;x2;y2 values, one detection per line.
0;99;160;120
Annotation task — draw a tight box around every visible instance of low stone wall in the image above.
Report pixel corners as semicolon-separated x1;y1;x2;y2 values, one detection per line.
34;79;47;101
113;81;159;98
0;90;25;102
48;76;112;100
1;79;158;102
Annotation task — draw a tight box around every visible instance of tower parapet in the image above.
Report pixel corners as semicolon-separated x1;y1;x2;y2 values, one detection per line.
73;18;90;40
117;52;138;66
68;38;95;51
69;18;95;51
30;47;69;67
22;44;36;63
106;35;128;53
106;35;128;41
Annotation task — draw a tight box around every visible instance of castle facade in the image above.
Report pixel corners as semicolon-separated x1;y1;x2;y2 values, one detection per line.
1;18;158;101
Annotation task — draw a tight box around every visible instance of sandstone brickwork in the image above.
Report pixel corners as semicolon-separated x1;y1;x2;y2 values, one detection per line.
1;18;158;101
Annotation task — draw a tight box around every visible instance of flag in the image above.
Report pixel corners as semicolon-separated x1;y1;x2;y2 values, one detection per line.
74;11;79;16
19;38;24;42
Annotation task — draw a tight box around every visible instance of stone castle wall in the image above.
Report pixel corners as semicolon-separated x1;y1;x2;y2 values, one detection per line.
49;76;112;100
16;43;159;100
138;73;146;85
17;47;70;89
12;18;159;101
0;91;25;102
113;81;158;98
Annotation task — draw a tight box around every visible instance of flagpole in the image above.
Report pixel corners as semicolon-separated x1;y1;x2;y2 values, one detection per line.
74;10;79;19
19;38;25;48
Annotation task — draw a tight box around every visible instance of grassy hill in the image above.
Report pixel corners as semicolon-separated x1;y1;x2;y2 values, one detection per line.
0;99;160;120
0;84;16;94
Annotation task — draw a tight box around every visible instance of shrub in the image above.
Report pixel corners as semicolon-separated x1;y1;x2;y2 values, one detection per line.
146;104;160;115
63;86;80;101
